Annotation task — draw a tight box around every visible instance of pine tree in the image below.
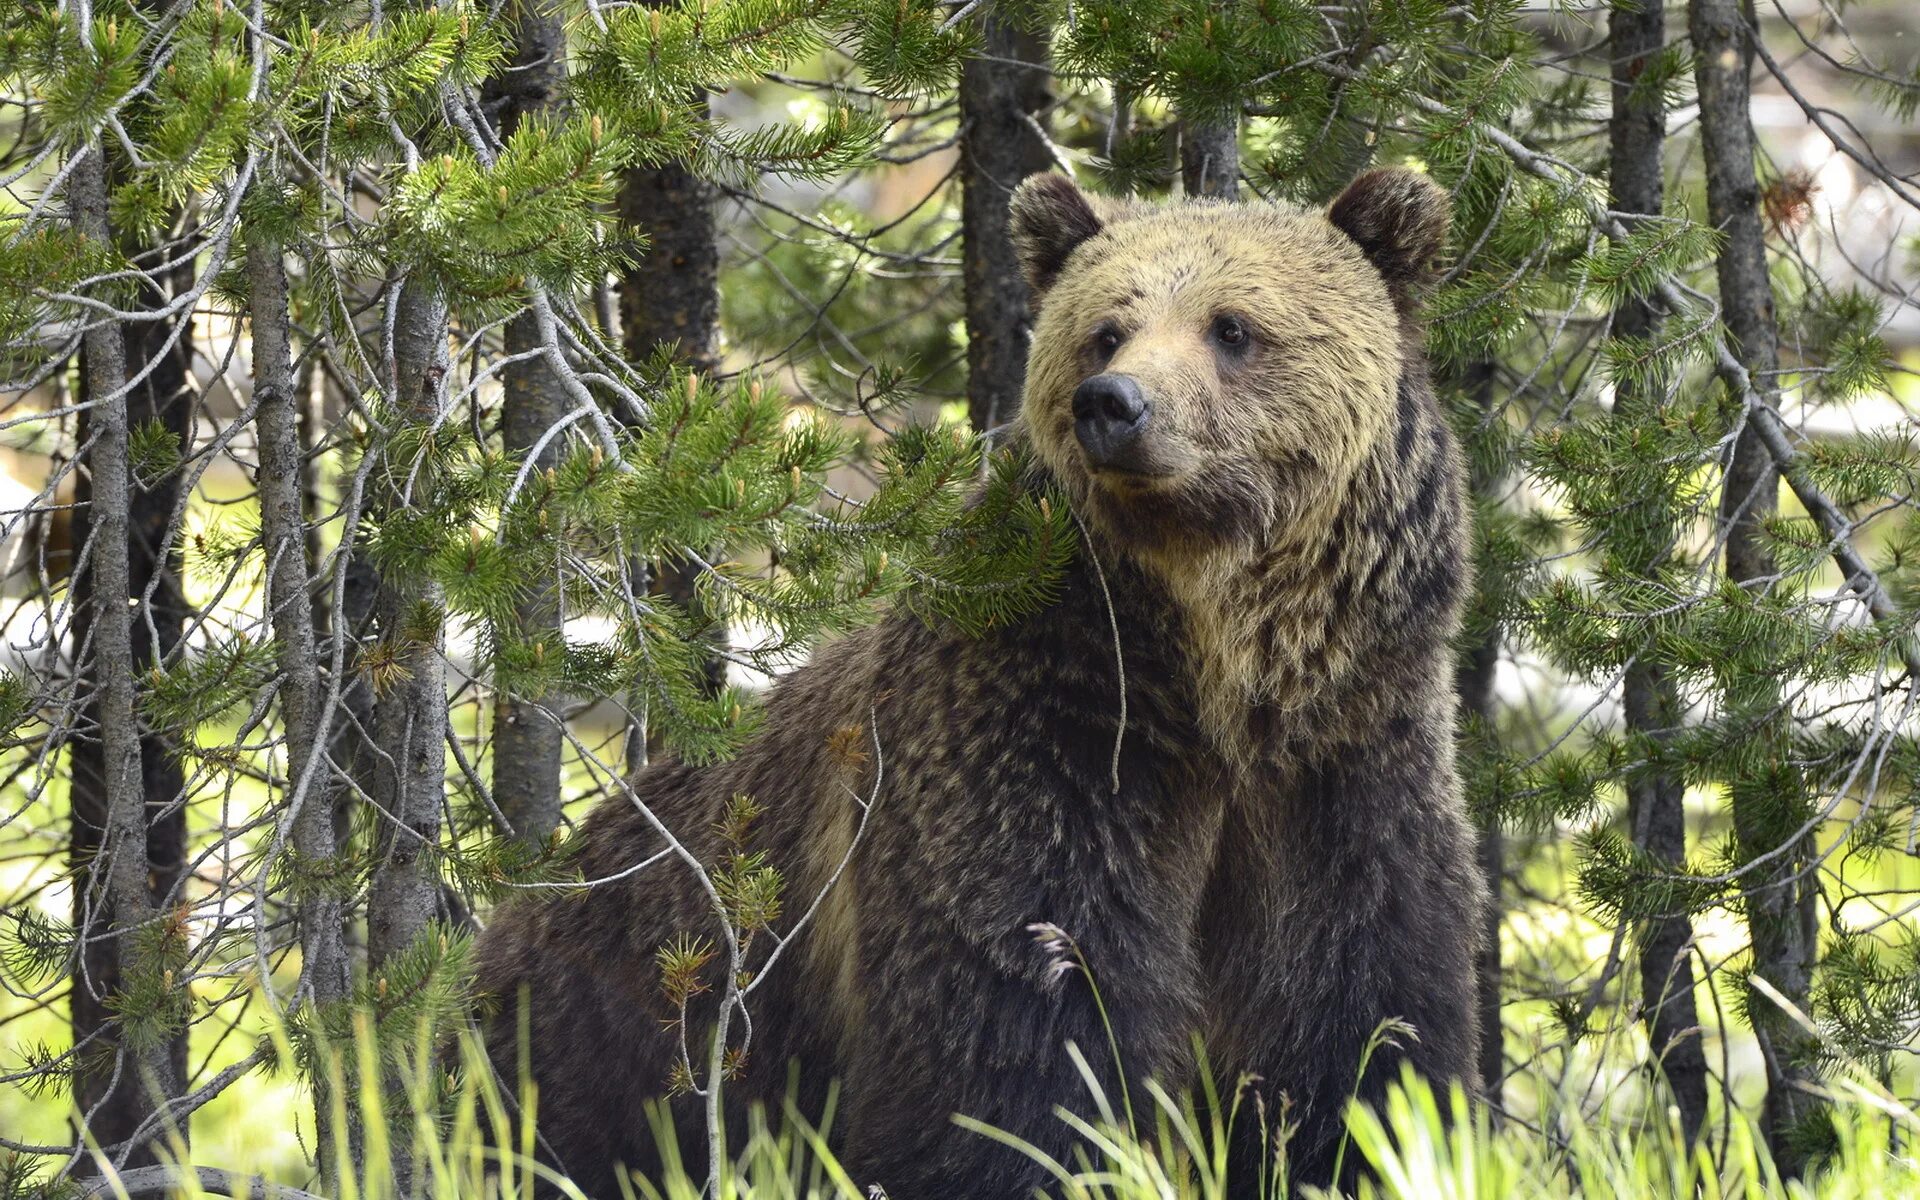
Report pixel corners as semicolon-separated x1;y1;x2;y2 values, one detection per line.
615;5;729;768
960;1;1054;432
485;0;570;846
246;190;358;1188
1609;0;1709;1144
1690;0;1820;1168
64;23;183;1156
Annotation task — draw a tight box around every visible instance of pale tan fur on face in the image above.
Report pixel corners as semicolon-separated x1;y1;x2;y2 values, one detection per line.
1026;203;1402;551
1022;202;1414;753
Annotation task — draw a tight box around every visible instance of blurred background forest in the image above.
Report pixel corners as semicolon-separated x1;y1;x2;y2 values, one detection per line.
4;0;1920;1196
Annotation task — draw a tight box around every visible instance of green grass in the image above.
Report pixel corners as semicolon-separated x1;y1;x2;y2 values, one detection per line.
28;1011;1920;1200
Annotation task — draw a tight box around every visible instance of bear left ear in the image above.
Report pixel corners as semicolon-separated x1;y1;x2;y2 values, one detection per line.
1327;168;1451;310
1010;172;1105;300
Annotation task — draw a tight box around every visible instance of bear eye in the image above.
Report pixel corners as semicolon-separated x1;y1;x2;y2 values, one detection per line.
1212;315;1251;350
1092;325;1123;358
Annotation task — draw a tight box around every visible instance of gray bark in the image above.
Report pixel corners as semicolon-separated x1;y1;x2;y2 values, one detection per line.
68;186;193;1163
1179;116;1239;200
1179;5;1240;207
1693;0;1783;586
960;6;1054;432
618;122;720;371
366;278;451;975
358;277;451;1195
249;232;356;1189
487;0;568;844
1690;0;1821;1171
1610;0;1709;1145
1457;613;1504;1103
67;141;179;1152
1453;359;1504;1105
618;81;726;762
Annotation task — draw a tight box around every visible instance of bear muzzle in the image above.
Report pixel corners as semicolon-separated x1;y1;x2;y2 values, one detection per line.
1072;373;1158;474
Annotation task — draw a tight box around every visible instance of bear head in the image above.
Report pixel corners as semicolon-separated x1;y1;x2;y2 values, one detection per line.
1009;169;1450;567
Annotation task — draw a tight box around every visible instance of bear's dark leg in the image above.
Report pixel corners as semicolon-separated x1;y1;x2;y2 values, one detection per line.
833;911;1207;1198
1204;710;1481;1197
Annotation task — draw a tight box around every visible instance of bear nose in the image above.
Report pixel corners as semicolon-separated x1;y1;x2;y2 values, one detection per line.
1072;374;1151;469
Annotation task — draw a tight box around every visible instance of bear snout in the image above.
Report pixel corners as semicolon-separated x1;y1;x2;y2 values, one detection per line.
1072;373;1156;472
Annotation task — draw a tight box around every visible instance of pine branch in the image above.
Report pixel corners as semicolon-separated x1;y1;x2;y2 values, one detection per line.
1310;60;1920;678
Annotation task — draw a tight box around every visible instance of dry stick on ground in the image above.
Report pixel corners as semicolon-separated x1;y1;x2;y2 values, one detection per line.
485;0;569;845
80;1164;330;1200
249;221;358;1191
1609;0;1711;1145
1691;0;1822;1171
959;6;1054;434
66;129;179;1159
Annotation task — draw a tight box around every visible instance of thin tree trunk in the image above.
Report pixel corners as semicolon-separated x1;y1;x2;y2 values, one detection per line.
66;139;179;1158
1457;621;1504;1103
357;278;451;1193
960;7;1053;433
618;145;720;371
487;0;568;844
366;279;451;973
618;83;725;766
1690;0;1820;1172
1693;0;1782;589
250;230;357;1189
1452;359;1504;1106
1179;5;1239;206
69;54;194;1154
1611;0;1709;1145
1179;115;1238;200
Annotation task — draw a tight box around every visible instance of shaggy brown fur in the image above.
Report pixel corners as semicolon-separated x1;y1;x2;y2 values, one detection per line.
473;168;1481;1199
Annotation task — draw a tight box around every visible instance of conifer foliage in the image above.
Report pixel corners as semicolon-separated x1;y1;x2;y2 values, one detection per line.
3;0;1920;1194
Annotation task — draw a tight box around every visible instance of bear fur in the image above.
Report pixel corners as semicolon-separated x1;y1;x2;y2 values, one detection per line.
472;168;1482;1198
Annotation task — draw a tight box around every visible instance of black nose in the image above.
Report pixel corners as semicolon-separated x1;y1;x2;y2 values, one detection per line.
1072;374;1151;468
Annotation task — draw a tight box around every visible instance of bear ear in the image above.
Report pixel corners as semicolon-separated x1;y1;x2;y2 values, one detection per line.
1326;168;1451;310
1010;172;1105;299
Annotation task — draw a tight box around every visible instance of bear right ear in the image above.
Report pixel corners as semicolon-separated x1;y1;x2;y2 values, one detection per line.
1010;173;1105;299
1327;168;1451;311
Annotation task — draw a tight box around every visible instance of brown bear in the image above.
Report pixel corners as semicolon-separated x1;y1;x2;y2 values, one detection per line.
472;167;1481;1198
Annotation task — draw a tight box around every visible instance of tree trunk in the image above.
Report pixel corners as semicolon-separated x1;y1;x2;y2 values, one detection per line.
354;277;452;1193
486;0;568;844
66;139;181;1162
1690;0;1821;1172
1452;359;1504;1105
1611;0;1709;1146
617;82;726;764
1179;116;1238;200
618;150;720;373
960;7;1053;433
366;279;451;974
1179;6;1239;207
249;229;357;1189
1457;620;1504;1104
